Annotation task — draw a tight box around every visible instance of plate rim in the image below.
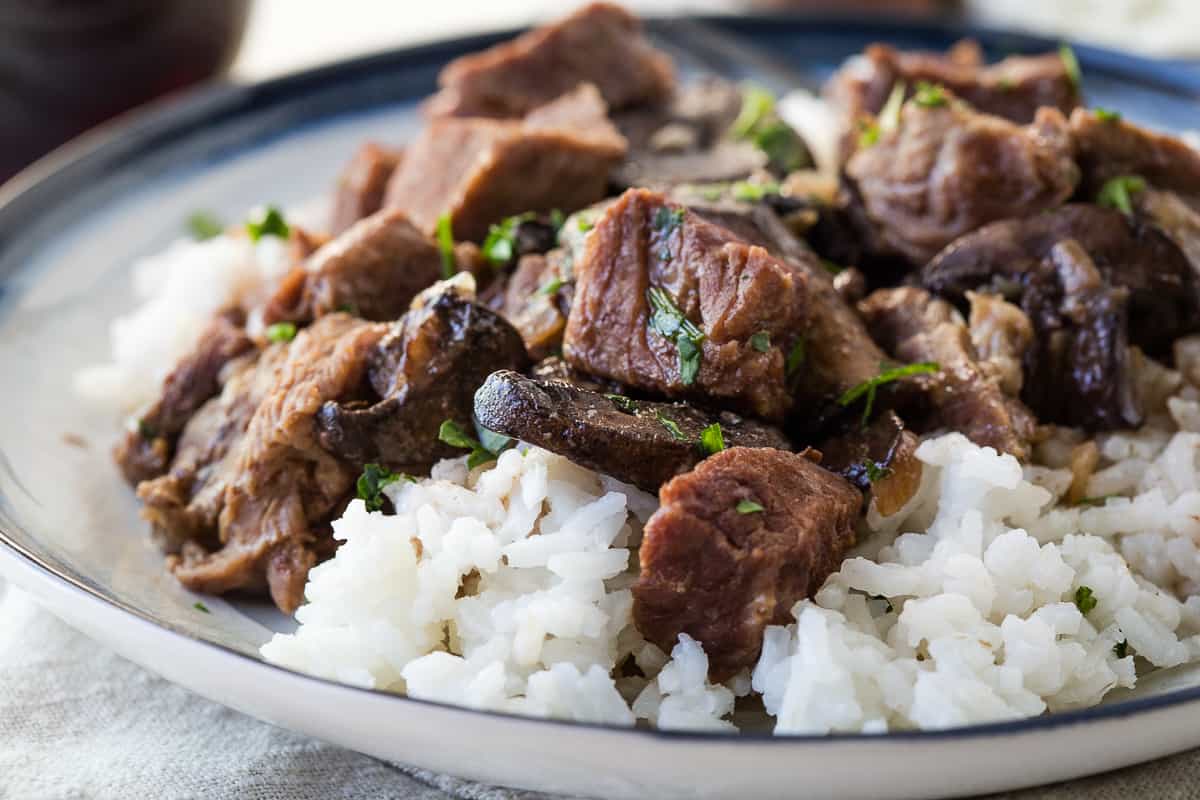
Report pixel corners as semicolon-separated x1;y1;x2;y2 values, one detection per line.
3;11;1200;748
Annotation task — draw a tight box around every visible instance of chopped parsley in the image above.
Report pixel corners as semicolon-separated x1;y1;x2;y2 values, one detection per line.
736;499;765;514
265;321;297;344
913;81;949;108
357;463;405;512
537;277;565;297
136;418;158;439
1094;107;1122;123
1076;494;1118;507
550;209;565;231
821;258;844;275
785;337;807;378
437;419;510;470
1074;585;1098;615
647;286;705;385
481;212;535;265
1113;639;1129;659
996;76;1016;92
605;393;637;414
1097;175;1146;216
858;120;881;149
186;211;223;241
1059;43;1082;89
750;331;771;353
656;411;688;442
576;217;594;233
863;460;891;483
436;213;457;278
731;180;780;202
699;422;725;456
838;362;940;427
193;601;210;613
730;84;776;140
245;206;289;242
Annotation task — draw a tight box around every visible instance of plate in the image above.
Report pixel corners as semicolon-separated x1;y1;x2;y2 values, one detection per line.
2;15;1200;800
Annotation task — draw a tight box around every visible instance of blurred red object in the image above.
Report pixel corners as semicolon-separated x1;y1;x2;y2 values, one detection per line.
0;1;249;182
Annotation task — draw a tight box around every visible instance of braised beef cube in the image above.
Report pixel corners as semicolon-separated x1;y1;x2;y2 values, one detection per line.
385;84;627;242
263;209;445;326
164;314;389;613
1070;108;1200;197
563;188;807;421
114;310;253;485
633;447;861;680
427;2;674;119
1136;188;1200;275
330;142;403;235
316;291;528;469
827;40;1081;160
474;370;791;492
844;96;1078;264
859;287;1036;458
922;204;1200;357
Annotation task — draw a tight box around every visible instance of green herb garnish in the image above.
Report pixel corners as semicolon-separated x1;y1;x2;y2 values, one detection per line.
136;419;158;439
186;211;223;241
879;81;907;132
912;81;948;108
863;460;891;483
537;277;564;297
1074;585;1098;615
438;420;509;470
730;84;776;140
193;602;210;613
838;362;940;427
436;213;457;278
577;217;594;233
1075;494;1118;507
1094;107;1122;123
656;411;688;442
245;206;289;242
477;426;513;455
357;463;403;512
821;258;844;275
736;499;765;514
550;209;565;231
858;120;881;149
731;180;780;202
750;331;771;353
753;121;809;172
647;286;705;386
265;321;297;344
1059;43;1082;89
1113;640;1129;659
481;212;535;265
605;394;637;414
996;76;1015;91
1097;175;1146;216
699;422;725;456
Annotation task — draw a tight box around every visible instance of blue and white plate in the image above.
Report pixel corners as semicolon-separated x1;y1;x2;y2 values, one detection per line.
1;16;1198;800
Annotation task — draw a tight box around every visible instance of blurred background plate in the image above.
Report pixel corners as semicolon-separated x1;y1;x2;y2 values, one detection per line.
0;14;1199;800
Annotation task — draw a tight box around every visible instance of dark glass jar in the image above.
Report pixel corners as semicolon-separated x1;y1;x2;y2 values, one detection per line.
0;0;250;181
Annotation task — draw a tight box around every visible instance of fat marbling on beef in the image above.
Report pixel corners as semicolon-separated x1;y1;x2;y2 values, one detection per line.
634;447;861;680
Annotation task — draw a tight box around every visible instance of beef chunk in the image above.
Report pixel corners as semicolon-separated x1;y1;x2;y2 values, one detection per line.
844;97;1078;264
563;188;807;421
1070;108;1200;197
921;204;1199;356
263;209;444;326
330;142;403;235
827;40;1081;158
496;252;569;360
859;287;1036;458
165;314;389;612
633;447;861;679
612;78;767;188
818;410;922;518
316;291;529;468
474;370;791;492
1137;188;1200;274
427;2;674;119
385;84;627;241
114;310;253;485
